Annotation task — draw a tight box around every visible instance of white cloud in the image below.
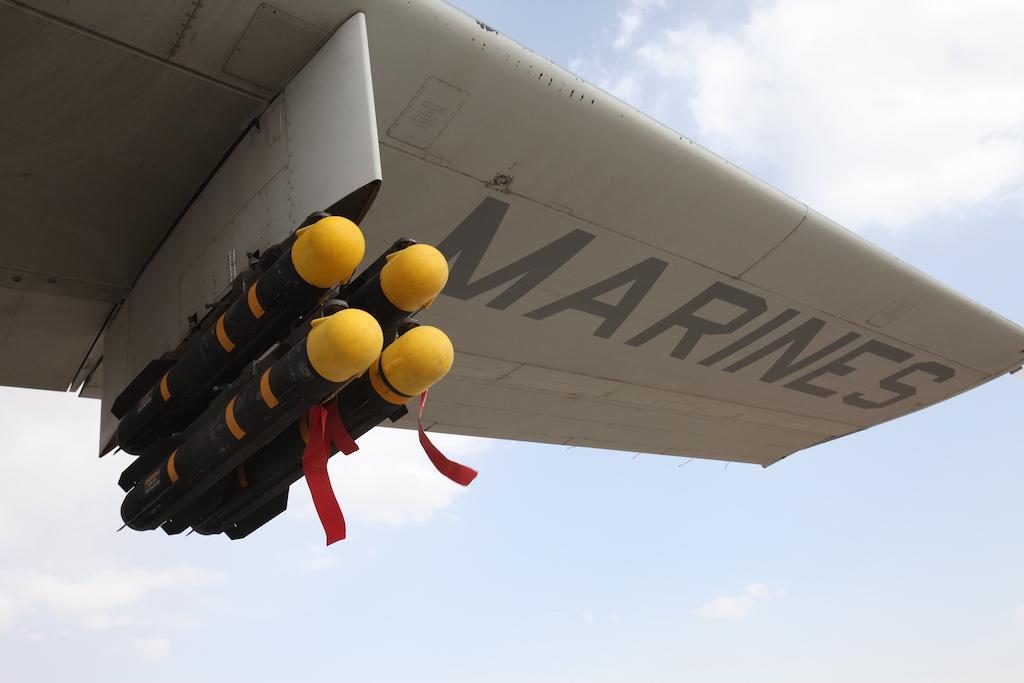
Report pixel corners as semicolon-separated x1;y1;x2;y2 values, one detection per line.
0;388;235;640
133;637;171;661
0;389;113;553
693;583;782;620
4;567;223;630
289;426;493;527
581;607;596;624
0;386;493;652
0;591;15;631
693;595;752;620
80;613;137;631
305;551;341;572
743;582;772;599
17;567;222;616
578;0;1024;231
0;385;491;545
612;0;666;49
1013;605;1024;624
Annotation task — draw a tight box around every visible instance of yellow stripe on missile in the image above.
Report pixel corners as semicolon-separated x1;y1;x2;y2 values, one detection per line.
247;283;265;319
259;368;278;408
167;450;179;483
159;373;171;401
298;415;309;444
215;314;235;352
236;465;249;489
225;397;246;439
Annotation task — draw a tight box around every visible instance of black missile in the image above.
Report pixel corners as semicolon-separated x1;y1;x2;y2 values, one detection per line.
192;324;456;538
165;243;452;535
115;215;366;454
120;308;384;530
344;242;450;338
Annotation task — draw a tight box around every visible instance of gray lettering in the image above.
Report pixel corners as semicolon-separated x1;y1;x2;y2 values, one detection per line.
699;309;801;367
844;360;954;409
724;318;861;382
437;197;595;310
786;340;911;399
524;257;668;338
625;281;767;361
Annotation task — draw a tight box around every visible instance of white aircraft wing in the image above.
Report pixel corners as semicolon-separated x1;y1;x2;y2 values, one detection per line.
1;0;1022;466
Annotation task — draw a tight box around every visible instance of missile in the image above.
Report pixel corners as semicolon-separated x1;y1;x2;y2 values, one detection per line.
115;215;366;455
171;244;451;537
345;242;449;337
163;242;452;534
190;324;456;538
114;236;465;542
120;308;383;530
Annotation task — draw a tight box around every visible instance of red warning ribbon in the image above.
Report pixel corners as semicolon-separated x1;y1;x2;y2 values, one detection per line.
418;390;477;486
326;403;358;455
303;405;346;545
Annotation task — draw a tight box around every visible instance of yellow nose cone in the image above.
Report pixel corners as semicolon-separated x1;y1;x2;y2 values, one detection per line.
306;309;383;382
379;244;449;312
291;216;366;288
379;326;454;399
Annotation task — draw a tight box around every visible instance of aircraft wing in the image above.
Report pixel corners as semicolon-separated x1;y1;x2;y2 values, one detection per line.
2;0;1022;467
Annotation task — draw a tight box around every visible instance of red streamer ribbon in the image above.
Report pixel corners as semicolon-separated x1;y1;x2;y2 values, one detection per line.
418;390;477;486
302;405;346;545
326;403;358;455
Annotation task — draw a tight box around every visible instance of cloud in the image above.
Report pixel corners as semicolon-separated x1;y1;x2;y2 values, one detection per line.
289;426;493;527
80;613;137;631
0;387;238;649
0;386;491;545
4;567;223;630
17;567;222;615
0;386;493;654
693;583;782;620
301;543;347;572
133;637;171;661
581;607;596;624
0;591;14;631
1013;605;1024;624
743;583;772;599
575;0;1024;232
612;0;665;49
0;388;112;553
693;595;752;620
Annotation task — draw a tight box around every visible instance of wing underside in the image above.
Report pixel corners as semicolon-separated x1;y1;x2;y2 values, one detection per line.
2;0;1022;466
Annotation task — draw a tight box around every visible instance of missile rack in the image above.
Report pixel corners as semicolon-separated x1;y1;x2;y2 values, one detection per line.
111;211;474;543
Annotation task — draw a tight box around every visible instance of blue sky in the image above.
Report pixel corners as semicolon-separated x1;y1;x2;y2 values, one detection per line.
2;1;1023;681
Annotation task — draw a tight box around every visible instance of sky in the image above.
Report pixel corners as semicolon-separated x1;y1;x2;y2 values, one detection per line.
2;1;1024;681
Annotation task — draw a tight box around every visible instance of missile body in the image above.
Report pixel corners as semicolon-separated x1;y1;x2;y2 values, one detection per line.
166;242;452;536
345;243;450;337
120;309;383;530
114;235;460;542
192;325;455;538
115;216;365;455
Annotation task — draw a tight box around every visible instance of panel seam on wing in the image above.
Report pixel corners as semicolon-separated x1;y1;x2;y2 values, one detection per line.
737;210;809;279
378;143;1000;376
450;352;865;431
5;0;272;103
